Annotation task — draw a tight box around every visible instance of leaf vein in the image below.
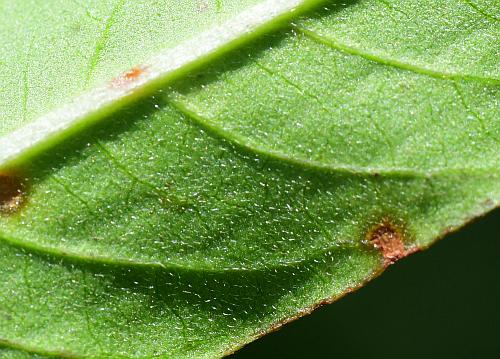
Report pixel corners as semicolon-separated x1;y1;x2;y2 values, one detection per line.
460;0;499;22
168;97;500;177
295;26;500;85
84;0;126;84
0;230;362;273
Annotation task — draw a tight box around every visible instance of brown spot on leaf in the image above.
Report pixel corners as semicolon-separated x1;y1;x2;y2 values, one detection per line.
367;220;414;266
0;173;26;214
111;66;146;88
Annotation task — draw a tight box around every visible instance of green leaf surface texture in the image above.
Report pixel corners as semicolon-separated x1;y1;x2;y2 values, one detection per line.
0;0;499;358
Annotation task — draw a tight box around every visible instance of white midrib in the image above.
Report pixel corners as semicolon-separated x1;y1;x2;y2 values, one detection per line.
0;0;321;169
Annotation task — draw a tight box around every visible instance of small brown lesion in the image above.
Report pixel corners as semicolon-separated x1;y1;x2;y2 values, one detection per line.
111;66;147;88
367;220;417;266
0;173;27;215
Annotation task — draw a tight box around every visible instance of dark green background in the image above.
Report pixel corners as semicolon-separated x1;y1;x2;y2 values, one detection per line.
232;208;500;358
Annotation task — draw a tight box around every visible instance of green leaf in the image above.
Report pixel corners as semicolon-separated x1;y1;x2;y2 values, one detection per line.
0;0;498;358
0;0;322;165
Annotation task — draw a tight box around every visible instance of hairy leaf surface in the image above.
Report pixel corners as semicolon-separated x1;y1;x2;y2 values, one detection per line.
0;0;498;358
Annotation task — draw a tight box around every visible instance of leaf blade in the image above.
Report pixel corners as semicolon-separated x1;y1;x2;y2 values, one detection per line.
0;0;498;358
0;0;323;167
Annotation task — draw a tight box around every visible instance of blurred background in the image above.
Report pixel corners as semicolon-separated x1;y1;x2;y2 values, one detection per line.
232;208;500;358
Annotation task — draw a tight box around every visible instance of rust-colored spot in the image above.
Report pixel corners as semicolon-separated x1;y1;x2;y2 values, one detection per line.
0;173;26;214
122;67;143;80
367;220;412;266
111;66;146;88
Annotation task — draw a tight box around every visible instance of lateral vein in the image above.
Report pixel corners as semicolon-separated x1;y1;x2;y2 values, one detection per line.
296;26;500;84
